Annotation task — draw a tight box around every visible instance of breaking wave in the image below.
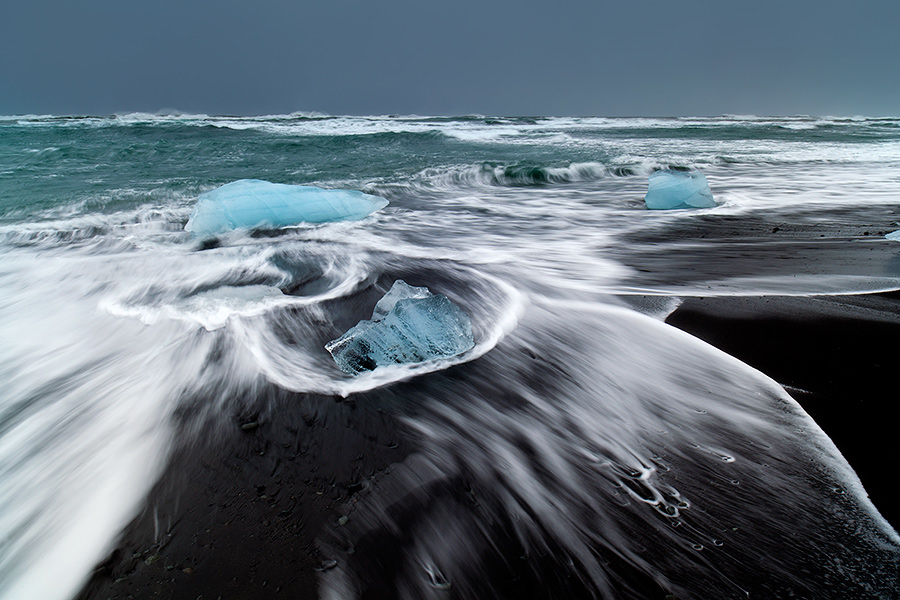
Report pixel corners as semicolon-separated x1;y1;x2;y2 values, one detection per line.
408;162;635;188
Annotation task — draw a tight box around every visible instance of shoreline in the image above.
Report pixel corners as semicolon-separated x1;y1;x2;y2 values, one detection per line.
666;290;900;530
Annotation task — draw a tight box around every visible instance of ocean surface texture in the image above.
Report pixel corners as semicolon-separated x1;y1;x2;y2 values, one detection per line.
1;114;899;600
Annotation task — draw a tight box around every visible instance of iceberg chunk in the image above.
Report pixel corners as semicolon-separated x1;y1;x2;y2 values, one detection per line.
371;280;433;320
325;280;475;374
886;230;900;242
644;170;716;210
185;179;388;236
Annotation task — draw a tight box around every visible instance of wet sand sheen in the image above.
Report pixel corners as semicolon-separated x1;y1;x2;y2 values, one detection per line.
667;291;900;529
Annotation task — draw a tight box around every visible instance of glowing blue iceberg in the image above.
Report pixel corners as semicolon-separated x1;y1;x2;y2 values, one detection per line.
644;171;716;210
325;280;475;374
886;230;900;241
185;179;388;236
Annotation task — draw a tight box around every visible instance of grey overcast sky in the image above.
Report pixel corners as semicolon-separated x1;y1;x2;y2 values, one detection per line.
1;0;898;117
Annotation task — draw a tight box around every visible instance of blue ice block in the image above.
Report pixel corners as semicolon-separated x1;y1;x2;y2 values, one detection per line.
886;230;900;241
371;280;433;319
325;280;475;374
185;179;388;236
644;171;716;210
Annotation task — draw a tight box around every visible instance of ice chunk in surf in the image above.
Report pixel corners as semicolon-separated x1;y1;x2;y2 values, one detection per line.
644;170;716;210
185;179;388;236
886;230;900;241
325;280;475;374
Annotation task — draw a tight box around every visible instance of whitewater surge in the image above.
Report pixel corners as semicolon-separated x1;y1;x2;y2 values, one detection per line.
1;114;899;600
0;240;197;600
318;299;899;598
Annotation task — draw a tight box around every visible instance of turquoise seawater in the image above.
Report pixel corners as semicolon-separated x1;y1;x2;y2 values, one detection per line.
3;113;899;221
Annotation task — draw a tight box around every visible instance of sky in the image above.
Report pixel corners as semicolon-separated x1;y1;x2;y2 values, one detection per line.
1;0;898;117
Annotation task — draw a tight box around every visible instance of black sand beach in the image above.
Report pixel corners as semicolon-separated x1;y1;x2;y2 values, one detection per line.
75;387;414;600
667;291;900;530
75;288;900;600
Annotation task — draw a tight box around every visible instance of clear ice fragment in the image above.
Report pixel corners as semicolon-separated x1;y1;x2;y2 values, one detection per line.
325;280;475;374
644;171;716;210
371;280;433;320
185;179;388;236
886;230;900;242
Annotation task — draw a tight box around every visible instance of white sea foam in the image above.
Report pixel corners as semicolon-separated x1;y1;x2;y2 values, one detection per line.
607;275;900;298
319;297;898;600
0;247;209;600
235;266;528;397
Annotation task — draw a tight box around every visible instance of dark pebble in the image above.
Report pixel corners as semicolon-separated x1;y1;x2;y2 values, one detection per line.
315;559;338;572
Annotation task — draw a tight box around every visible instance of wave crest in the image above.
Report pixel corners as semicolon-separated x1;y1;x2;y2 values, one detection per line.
407;162;632;189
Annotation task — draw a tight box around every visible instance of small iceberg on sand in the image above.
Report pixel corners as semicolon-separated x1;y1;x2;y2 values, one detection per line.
886;230;900;241
185;179;388;236
326;280;475;374
644;170;716;210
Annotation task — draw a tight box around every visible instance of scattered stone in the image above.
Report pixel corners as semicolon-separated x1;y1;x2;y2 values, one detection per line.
315;559;338;572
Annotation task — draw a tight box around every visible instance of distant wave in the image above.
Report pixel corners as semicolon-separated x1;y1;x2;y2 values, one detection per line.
392;161;708;190
410;162;626;188
4;115;899;153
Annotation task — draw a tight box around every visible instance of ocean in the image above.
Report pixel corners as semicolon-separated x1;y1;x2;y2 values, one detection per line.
1;114;898;599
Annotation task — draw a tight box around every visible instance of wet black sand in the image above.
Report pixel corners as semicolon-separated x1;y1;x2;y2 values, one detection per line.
667;291;900;530
76;388;415;600
77;290;900;600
